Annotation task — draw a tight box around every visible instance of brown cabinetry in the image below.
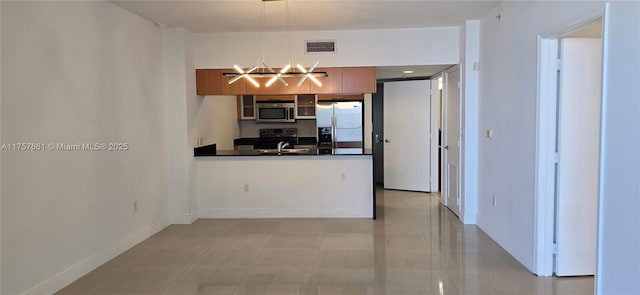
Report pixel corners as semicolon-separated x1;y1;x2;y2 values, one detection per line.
237;95;255;120
220;68;247;95
342;67;376;94
279;76;311;95
255;95;295;102
196;69;222;95
246;80;280;95
196;66;376;95
312;67;343;94
317;94;365;101
295;94;317;119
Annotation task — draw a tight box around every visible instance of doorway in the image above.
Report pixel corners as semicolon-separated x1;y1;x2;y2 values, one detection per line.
372;83;384;185
535;18;603;276
442;66;461;217
372;78;440;192
382;79;433;192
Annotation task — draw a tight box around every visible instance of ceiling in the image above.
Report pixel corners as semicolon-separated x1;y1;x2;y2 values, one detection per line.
376;65;452;80
112;0;500;33
112;1;490;80
564;19;602;38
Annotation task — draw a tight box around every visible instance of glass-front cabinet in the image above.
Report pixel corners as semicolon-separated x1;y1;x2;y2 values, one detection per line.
238;95;255;120
295;94;316;119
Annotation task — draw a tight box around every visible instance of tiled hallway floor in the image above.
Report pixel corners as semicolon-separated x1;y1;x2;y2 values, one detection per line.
57;189;594;294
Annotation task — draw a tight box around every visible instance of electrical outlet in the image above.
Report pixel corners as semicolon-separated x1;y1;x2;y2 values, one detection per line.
244;184;249;192
340;173;346;181
492;195;497;207
134;200;138;212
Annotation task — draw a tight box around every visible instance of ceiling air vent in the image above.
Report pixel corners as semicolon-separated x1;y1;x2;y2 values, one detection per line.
305;40;337;54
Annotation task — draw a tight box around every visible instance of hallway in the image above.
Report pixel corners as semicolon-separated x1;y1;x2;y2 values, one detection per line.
57;189;593;294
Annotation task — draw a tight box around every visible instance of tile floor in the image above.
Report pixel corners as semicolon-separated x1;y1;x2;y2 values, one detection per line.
56;189;594;295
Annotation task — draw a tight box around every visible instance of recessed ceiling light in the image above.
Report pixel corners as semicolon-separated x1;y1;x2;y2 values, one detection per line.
403;70;414;74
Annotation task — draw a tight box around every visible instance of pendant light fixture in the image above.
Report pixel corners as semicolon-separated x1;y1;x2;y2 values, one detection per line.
296;61;322;87
225;0;325;88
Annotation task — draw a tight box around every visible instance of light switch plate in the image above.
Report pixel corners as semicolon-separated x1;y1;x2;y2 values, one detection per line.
486;129;493;138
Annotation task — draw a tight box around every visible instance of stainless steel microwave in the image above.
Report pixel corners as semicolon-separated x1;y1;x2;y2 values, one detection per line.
255;102;295;123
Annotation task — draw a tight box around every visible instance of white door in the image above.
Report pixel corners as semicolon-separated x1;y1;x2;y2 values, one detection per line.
383;80;431;192
430;77;441;193
555;38;602;276
444;69;461;217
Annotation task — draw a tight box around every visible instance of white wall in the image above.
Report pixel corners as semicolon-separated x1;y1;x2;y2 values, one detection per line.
197;156;373;218
596;2;640;294
0;2;3;292
193;27;459;68
205;95;241;150
459;20;479;224
166;28;195;224
477;1;604;272
1;2;169;294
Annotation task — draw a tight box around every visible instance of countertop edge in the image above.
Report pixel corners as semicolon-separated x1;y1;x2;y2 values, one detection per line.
195;149;373;157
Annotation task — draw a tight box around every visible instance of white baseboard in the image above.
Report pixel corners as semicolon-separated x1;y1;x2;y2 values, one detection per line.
170;213;197;224
199;208;372;219
24;218;170;295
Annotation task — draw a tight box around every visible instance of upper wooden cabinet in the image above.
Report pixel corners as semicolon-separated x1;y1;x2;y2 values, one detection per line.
246;79;280;95
312;67;342;94
317;94;365;101
237;95;255;120
219;68;247;95
196;69;222;95
279;76;311;95
255;95;295;102
195;66;376;95
342;67;376;94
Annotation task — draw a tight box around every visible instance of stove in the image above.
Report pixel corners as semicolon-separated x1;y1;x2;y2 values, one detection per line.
255;128;298;149
259;128;298;139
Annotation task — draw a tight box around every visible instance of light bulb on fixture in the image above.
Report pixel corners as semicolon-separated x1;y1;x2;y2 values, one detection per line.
264;64;291;87
296;61;322;87
229;65;260;88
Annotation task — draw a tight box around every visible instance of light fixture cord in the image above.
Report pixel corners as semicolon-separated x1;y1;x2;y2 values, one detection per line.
286;0;293;68
259;1;266;72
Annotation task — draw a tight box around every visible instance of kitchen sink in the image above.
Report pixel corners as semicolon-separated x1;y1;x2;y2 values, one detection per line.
256;148;310;155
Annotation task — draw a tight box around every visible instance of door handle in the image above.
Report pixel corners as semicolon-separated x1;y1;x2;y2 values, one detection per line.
443;145;449;149
384;139;391;143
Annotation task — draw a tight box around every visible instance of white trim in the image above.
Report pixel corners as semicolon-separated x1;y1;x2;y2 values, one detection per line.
430;77;441;193
534;9;605;276
170;213;198;224
442;65;461;216
461;20;479;225
24;218;170;295
534;37;559;276
595;4;610;294
199;208;372;219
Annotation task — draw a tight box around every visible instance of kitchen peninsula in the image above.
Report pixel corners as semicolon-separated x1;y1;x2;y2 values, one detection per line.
195;149;373;218
193;66;376;219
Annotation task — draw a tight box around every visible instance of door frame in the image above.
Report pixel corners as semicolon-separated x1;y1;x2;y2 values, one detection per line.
441;65;460;211
534;12;604;276
382;79;433;192
430;73;443;195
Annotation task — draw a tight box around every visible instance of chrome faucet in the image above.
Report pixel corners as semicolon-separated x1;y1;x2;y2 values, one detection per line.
277;141;290;153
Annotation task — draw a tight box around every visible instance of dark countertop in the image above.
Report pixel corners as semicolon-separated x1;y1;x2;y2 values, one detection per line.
196;148;372;157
